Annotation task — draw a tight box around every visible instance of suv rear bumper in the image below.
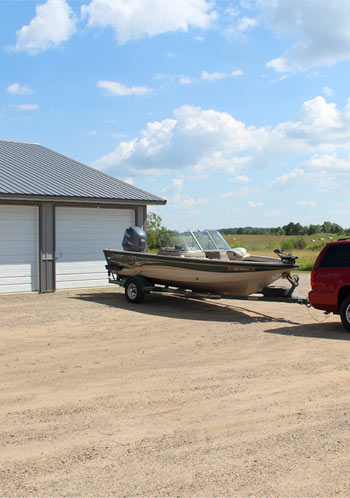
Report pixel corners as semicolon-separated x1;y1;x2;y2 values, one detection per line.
308;289;339;313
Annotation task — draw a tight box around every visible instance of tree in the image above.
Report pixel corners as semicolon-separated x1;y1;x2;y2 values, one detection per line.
308;224;320;235
146;212;167;249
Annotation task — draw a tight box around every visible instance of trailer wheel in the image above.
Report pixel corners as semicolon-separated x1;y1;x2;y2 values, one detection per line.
340;295;350;331
125;277;145;304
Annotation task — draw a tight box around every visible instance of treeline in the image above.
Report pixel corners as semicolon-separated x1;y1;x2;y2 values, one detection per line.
220;221;348;236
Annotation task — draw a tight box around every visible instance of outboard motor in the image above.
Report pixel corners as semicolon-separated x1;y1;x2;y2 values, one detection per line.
122;226;146;252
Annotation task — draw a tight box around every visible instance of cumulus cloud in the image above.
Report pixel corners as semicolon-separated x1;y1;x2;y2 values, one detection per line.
82;0;216;43
179;76;195;85
17;104;39;111
224;5;258;41
193;35;205;41
123;177;134;185
273;153;350;193
92;96;350;186
263;96;350;169
163;175;209;212
264;0;350;72
235;175;250;183
248;201;263;208
297;201;316;207
8;0;77;54
221;187;261;198
7;83;34;95
272;168;304;187
92;104;266;176
97;80;152;96
173;177;184;189
323;86;334;97
303;154;350;172
201;69;243;81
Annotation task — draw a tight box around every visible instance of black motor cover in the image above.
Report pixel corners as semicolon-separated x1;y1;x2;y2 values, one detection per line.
122;226;146;252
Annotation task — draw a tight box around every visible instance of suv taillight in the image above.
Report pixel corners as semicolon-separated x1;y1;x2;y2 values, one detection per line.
311;268;317;289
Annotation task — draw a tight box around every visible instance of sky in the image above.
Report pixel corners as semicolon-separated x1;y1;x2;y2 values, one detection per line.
1;0;350;230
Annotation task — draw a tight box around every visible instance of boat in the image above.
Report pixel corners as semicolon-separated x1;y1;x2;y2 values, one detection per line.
103;227;298;297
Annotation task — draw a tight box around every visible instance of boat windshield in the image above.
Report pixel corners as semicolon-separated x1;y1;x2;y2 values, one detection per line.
192;231;217;251
159;231;202;252
208;230;231;250
159;230;231;252
192;230;231;251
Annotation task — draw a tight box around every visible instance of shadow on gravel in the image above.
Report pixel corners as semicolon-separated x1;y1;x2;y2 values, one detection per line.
265;321;350;340
72;290;299;325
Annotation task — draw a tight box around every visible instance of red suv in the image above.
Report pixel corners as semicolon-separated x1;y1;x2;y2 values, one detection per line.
309;239;350;330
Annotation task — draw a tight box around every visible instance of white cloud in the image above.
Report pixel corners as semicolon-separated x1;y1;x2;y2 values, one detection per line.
248;201;263;208
221;187;261;198
264;0;350;72
7;83;34;95
272;168;304;187
97;80;152;96
224;14;258;40
201;71;227;81
92;96;350;187
237;16;258;32
8;0;76;54
201;69;243;81
297;201;316;207
231;69;244;77
265;209;283;218
269;96;350;158
193;35;205;41
182;197;208;208
92;105;265;176
82;0;216;43
323;86;334;97
123;177;134;185
274;154;350;193
235;175;250;183
164;176;209;211
224;6;239;18
179;76;195;85
303;154;350;172
17;104;39;111
173;177;184;189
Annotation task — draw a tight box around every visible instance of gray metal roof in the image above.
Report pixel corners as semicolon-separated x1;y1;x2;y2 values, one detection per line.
0;140;166;204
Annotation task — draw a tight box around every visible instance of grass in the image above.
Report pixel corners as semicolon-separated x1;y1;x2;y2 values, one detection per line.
223;233;342;271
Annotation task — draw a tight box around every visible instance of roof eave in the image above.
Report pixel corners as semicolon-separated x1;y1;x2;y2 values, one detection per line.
0;193;167;206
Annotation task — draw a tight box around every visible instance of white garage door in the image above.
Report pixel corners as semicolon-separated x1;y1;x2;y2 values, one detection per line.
0;205;39;293
55;207;135;289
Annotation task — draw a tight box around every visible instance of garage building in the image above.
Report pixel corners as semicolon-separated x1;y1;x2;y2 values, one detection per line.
0;140;166;294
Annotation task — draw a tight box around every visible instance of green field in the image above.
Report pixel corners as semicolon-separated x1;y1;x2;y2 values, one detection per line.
223;233;346;271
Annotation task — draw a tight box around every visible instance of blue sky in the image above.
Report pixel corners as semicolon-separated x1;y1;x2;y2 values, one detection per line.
1;0;350;230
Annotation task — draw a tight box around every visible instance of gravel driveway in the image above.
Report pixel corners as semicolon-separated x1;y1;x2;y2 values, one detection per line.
1;275;350;497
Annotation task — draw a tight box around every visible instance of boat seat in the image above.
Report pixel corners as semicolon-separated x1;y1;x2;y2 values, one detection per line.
227;247;251;260
205;251;228;260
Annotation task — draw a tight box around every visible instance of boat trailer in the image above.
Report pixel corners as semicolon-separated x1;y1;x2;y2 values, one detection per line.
105;264;309;307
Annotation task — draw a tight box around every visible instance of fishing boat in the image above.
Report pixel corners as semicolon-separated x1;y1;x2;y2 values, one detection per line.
103;227;298;298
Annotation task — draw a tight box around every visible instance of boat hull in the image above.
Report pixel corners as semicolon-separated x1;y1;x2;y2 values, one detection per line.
104;250;296;296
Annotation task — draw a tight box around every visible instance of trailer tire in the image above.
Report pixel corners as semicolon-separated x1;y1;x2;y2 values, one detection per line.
125;277;145;304
340;295;350;331
262;286;289;297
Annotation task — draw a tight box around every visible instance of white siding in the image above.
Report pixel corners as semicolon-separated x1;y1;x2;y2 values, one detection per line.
0;205;39;293
55;207;135;289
